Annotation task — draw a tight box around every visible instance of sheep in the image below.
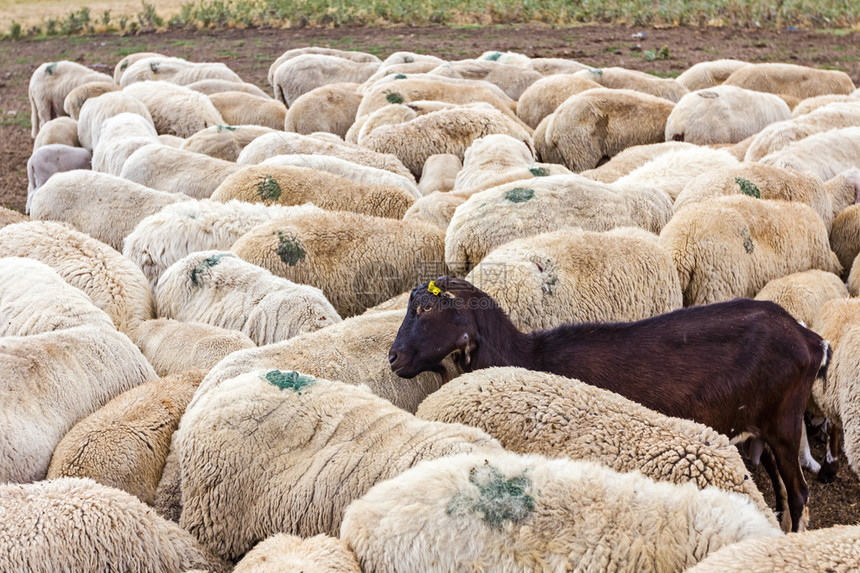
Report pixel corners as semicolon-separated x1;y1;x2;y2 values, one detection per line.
46;369;203;504
665;85;792;144
236;131;415;181
360;105;533;178
380;50;443;67
530;57;593;75
793;94;858;117
120;143;242;199
416;366;772;515
230;210;445;316
428;59;544;100
360;60;445;88
157;134;184;147
62;80;120;119
284;82;362;137
180;124;273;161
445;174;673;274
122;199;321;289
478;50;533;66
515;73;602;129
579;140;698;183
759;127;860;182
573;66;690;102
723;63;856;100
849;257;860;296
464;228;682;331
0;478;225;573
676;59;750;91
119;57;241;87
403;191;467;230
657;195;841;306
350;100;465;145
30;169;189;252
207;91;287;130
540;88;676;172
122;80;224;137
156;251;341;345
76;90;154;150
268;46;381;90
185;78;270;98
32;116;80;150
826;168;860;221
745;102;860;161
686;524;860;572
0;220;155;338
113;51;171;82
233;534;361;573
0;207;26;228
418;153;462;194
194;309;449;413
26;144;92;213
28;61;113;137
177;370;501;560
754;270;848;328
210;164;415;218
272;54;381;106
91;112;160;176
0;325;157;483
133;319;255;376
833;205;860;278
340;450;780;573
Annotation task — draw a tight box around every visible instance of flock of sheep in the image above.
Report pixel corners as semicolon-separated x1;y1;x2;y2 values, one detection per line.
2;43;860;571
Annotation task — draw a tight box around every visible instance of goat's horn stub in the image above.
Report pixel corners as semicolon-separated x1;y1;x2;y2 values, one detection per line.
428;281;442;296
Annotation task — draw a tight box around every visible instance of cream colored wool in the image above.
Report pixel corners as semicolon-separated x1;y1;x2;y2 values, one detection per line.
674;163;835;231
610;145;739;201
158;134;184;147
686;524;860;572
46;370;204;504
477;50;533;66
0;257;115;336
284;82;362;137
812;298;860;347
529;57;592;75
0;207;26;228
26;144;92;213
210;164;415;218
116;56;192;86
122;81;224;138
236;131;414;181
416;367;772;516
541;88;676;172
156;251;340;346
359;60;445;89
268;47;380;89
848;254;860;296
177;371;501;560
0;478;225;573
186;78;270;98
352;100;464;145
0;326;156;483
121;59;241;88
754;270;848;326
77;90;154;150
120;143;242;199
153;433;182;522
465;228;682;330
579;141;698;183
195;310;448;414
91;112;160;176
114;52;170;82
360;106;533;178
745;102;860;161
32;116;79;150
123;199;321;290
180;124;273;161
760;127;860;182
28;60;113;138
676;59;750;91
30;169;189;252
516;73;602;129
574;66;689;102
272;54;380;106
792;94;857;117
445;174;673;273
658;195;841;306
427;59;543;100
233;534;361;573
133;319;255;377
723;63;856;100
403;191;467;230
826;169;860;221
230;210;445;316
62;81;120;119
208;91;287;130
0;220;155;337
665;85;791;145
340;450;780;573
419;153;462;194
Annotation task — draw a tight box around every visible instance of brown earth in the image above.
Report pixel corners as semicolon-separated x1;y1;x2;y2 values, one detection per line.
1;24;859;529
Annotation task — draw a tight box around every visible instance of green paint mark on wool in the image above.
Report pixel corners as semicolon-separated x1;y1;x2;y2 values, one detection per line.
736;177;761;199
393;74;407;80
528;166;549;177
276;232;306;266
446;463;535;529
505;187;535;203
265;370;315;393
149;61;160;73
739;227;755;254
403;56;414;63
120;59;129;71
385;91;404;104
217;124;237;132
257;175;282;201
45;63;57;75
485;51;502;61
190;253;229;286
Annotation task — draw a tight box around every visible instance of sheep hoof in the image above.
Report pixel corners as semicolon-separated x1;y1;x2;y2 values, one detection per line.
818;461;838;483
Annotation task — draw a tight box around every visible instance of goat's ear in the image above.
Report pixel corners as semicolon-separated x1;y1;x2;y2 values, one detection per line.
457;332;477;366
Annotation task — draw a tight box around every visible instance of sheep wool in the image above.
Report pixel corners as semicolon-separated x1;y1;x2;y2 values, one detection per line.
339;450;781;573
284;82;362;138
0;207;26;228
232;534;361;573
177;370;501;560
180;124;274;162
419;153;462;195
28;60;113;138
573;66;690;102
62;80;120;120
580;140;698;183
208;91;286;130
658;195;841;306
723;63;856;100
403;190;467;230
427;59;544;100
268;46;380;90
185;78;270;98
0;478;225;573
676;59;750;91
26;144;92;213
156;251;341;346
515;73;602;129
271;54;380;106
754;270;848;327
76;90;154;150
792;94;857;117
759;127;860;188
32;116;80;150
91;111;160;176
113;51;171;83
46;370;204;504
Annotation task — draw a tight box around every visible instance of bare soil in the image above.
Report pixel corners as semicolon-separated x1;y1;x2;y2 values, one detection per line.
1;24;859;528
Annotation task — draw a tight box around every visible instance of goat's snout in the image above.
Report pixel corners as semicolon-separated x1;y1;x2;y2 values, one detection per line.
388;352;399;366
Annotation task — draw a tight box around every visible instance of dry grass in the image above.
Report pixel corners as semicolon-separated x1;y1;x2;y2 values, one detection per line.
0;0;183;28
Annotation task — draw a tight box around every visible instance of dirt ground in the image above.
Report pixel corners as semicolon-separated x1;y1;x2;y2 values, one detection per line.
1;24;859;528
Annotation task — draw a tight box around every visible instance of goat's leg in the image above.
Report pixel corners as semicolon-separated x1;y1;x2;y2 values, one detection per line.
772;437;810;532
799;422;821;473
760;447;789;531
819;422;842;483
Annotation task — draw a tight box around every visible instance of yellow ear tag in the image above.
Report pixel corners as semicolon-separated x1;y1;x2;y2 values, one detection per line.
427;281;442;296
